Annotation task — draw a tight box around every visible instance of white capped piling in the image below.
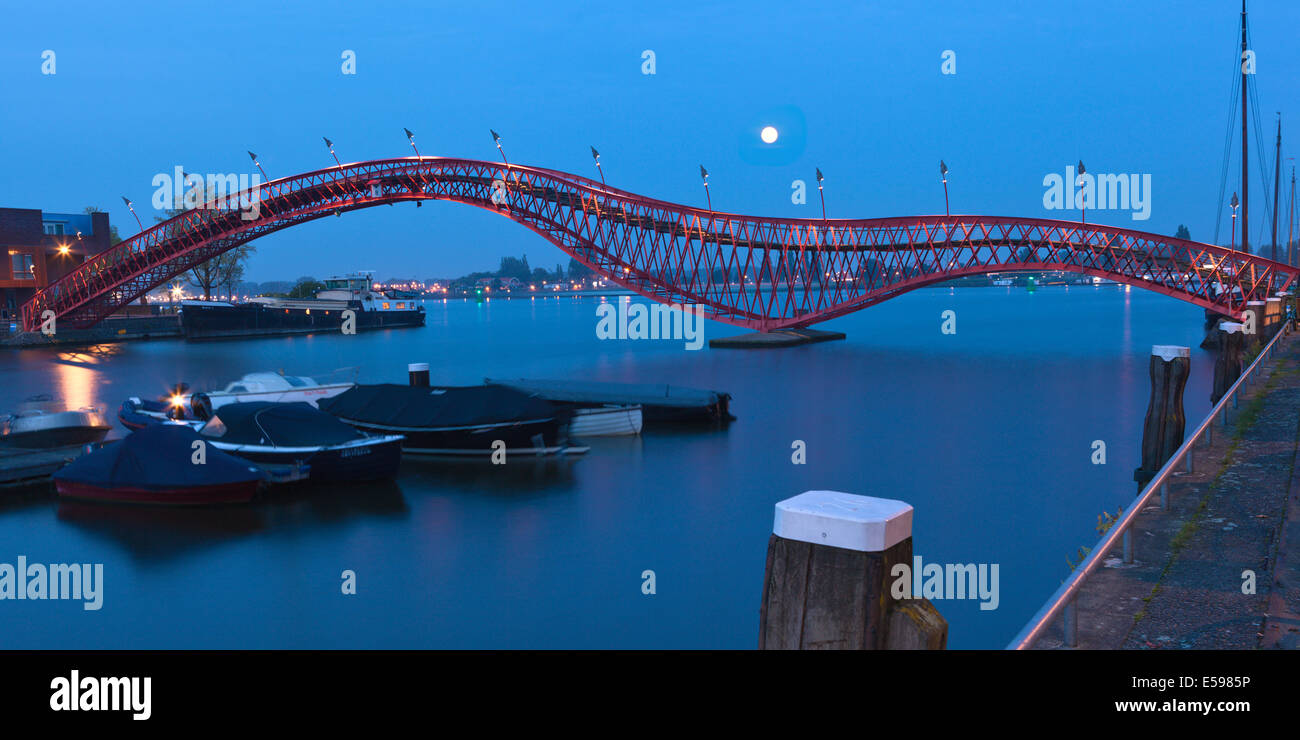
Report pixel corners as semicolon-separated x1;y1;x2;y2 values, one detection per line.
1212;322;1245;406
758;491;947;650
408;362;430;387
1134;346;1189;492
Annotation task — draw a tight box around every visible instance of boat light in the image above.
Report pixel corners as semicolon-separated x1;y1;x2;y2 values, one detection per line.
170;394;185;407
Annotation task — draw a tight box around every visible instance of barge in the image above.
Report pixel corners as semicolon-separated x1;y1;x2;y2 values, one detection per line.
180;273;424;340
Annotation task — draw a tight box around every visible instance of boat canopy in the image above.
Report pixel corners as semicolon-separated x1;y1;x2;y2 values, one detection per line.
53;424;263;490
221;372;321;394
318;384;558;428
199;402;363;446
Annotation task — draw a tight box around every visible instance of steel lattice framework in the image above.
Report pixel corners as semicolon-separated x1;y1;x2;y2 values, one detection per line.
21;157;1299;332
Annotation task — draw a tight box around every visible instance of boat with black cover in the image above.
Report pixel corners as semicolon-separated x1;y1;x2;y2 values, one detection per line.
53;424;265;505
318;383;588;457
196;401;403;482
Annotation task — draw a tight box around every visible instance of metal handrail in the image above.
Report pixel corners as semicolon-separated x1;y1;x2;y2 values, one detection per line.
1007;308;1294;649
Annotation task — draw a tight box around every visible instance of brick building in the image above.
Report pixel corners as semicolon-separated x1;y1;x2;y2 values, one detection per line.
0;208;114;320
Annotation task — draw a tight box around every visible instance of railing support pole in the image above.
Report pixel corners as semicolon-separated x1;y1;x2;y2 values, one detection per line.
1123;528;1134;564
1160;481;1168;510
1185;451;1193;474
1063;598;1079;648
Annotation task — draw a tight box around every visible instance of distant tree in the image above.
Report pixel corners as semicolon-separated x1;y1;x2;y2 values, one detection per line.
497;255;532;282
154;206;257;299
288;280;325;299
532;267;550;283
567;257;593;279
295;275;318;286
1174;224;1191;241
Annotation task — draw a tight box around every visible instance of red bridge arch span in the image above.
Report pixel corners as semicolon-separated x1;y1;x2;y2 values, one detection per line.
21;157;1298;332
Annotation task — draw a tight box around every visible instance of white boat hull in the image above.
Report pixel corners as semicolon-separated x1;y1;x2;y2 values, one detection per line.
198;384;354;410
568;406;643;437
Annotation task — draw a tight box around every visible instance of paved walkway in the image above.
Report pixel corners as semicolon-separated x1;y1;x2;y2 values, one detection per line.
1034;327;1300;649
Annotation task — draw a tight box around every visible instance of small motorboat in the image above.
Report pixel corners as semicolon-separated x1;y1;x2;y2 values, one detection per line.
53;424;264;505
484;378;733;425
119;369;359;428
196;401;403;482
1;396;111;449
318;383;588;457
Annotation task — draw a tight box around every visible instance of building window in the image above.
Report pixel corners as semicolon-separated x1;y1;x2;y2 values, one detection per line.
9;252;35;280
42;222;66;236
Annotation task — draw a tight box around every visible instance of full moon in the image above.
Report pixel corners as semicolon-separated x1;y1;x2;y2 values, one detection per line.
760;126;779;144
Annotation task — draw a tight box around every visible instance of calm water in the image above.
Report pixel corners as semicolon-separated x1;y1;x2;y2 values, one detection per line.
0;285;1215;649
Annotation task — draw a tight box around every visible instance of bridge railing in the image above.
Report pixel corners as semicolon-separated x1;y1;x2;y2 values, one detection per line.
1007;308;1295;649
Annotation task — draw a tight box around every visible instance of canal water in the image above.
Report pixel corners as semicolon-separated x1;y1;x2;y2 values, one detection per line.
0;285;1215;648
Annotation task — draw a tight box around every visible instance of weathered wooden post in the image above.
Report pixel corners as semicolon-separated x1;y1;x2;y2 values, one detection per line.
1245;300;1266;350
1134;346;1189;492
1211;322;1244;405
408;362;430;387
759;491;947;650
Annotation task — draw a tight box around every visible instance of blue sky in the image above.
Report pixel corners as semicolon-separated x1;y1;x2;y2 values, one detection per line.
2;0;1297;281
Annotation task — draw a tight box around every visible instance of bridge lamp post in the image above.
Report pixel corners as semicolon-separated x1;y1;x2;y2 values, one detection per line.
491;129;509;165
120;196;144;233
591;146;605;185
939;160;950;217
404;128;421;157
1230;192;1240;251
247;151;268;181
700;165;712;211
1077;160;1087;225
323;137;342;168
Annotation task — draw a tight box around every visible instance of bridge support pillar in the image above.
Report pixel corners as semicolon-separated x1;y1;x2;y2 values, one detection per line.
1134;345;1189;494
1212;322;1245;406
758;491;946;650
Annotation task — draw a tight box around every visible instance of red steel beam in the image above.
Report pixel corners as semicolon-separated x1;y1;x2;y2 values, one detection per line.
22;157;1299;332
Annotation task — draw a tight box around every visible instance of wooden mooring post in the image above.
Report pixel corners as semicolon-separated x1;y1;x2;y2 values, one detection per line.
758;491;947;650
1134;346;1189;493
1212;322;1244;405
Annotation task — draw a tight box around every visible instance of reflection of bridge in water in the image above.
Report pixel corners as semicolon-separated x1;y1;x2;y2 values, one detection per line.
22;157;1298;332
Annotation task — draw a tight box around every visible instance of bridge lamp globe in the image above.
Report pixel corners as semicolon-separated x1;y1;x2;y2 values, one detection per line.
760;126;778;144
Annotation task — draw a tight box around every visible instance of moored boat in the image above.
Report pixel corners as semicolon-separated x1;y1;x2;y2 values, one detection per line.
1;396;111;449
196;401;404;481
318;383;588;457
53;424;264;505
484;378;734;425
569;406;643;437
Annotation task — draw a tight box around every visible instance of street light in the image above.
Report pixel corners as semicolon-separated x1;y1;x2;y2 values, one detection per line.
323;137;342;168
591;146;604;185
121;196;144;232
404;128;420;157
491;129;508;165
939;160;950;217
247;151;268;180
1077;160;1087;225
700;165;712;210
1230;192;1240;251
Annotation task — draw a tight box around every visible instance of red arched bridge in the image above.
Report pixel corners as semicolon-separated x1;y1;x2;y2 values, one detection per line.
21;157;1299;332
